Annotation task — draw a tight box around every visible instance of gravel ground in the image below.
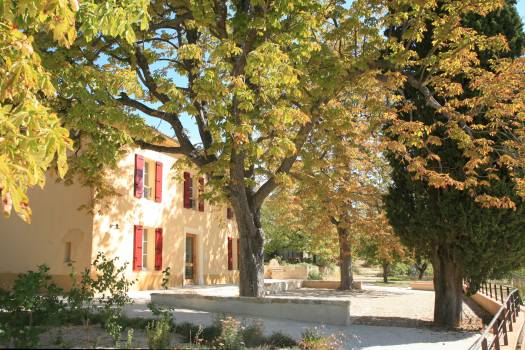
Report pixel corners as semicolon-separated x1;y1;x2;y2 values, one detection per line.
124;284;481;350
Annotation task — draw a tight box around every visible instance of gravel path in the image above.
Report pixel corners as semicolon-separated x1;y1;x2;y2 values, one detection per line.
127;285;481;350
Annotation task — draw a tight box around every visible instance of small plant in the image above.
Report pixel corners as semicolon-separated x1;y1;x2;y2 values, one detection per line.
216;317;244;350
146;314;172;349
299;327;344;350
161;267;171;290
125;328;134;349
176;322;202;343
307;270;322;280
201;324;221;344
241;319;265;348
266;331;297;348
0;264;65;348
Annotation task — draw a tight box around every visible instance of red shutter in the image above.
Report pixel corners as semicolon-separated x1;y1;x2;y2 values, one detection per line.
154;228;163;271
227;207;233;219
237;238;240;270
134;155;144;198
183;172;191;208
198;177;204;212
155;162;163;203
227;237;233;271
133;225;143;271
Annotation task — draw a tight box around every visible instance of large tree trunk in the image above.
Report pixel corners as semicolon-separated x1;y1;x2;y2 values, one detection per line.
230;184;265;297
337;226;353;290
431;245;464;328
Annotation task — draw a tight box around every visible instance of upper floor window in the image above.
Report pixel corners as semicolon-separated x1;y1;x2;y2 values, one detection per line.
134;154;163;202
183;173;205;212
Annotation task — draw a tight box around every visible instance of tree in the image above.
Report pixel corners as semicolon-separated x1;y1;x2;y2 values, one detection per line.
46;0;380;297
385;0;525;328
356;207;408;284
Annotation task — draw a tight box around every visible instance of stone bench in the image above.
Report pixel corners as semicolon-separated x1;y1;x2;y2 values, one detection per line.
151;292;351;326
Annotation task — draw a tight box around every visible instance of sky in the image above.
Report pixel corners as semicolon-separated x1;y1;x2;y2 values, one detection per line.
145;1;525;143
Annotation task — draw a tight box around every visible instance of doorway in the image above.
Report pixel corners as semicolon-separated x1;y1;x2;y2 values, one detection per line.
185;234;196;284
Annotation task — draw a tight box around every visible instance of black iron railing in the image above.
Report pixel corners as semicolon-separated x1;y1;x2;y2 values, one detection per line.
469;284;523;350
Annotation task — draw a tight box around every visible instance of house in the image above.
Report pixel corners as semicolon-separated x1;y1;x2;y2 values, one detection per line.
0;142;240;291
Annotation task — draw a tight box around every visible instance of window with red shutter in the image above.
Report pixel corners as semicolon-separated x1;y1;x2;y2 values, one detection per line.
154;228;163;271
227;207;233;219
134;155;144;198
133;225;143;271
183;172;193;208
155;162;163;203
227;237;233;271
198;177;204;212
237;238;240;270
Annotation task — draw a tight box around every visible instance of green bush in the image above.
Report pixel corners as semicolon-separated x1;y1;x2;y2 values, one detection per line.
241;319;265;347
0;264;65;348
216;317;244;350
266;331;297;348
146;314;172;349
307;270;322;280
176;322;203;343
201;325;221;344
299;327;343;350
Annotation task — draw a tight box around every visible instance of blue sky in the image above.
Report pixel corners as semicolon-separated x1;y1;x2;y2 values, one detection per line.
146;1;525;143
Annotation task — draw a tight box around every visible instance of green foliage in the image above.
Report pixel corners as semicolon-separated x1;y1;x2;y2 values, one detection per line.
307;271;322;281
175;322;203;344
146;314;172;349
385;0;525;292
0;265;64;348
216;317;244;350
161;267;171;290
241;320;266;348
299;327;343;350
266;332;298;348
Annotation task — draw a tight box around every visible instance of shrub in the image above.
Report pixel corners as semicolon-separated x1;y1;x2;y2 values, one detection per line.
307;270;322;280
241;319;265;348
0;264;65;348
266;331;297;348
176;322;203;343
216;317;244;350
201;324;221;344
299;327;343;350
146;314;172;349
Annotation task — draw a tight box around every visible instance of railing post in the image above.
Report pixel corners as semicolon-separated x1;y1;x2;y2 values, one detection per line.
507;299;513;332
481;337;488;350
500;285;504;303
501;314;508;346
490;283;493;298
493;320;500;350
506;286;510;300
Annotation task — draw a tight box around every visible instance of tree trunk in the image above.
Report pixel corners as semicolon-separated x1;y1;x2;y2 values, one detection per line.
337;226;353;290
431;245;464;328
418;267;426;280
382;261;389;283
230;187;265;297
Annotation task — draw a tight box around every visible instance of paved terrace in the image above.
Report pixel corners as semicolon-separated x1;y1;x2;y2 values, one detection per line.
127;283;480;350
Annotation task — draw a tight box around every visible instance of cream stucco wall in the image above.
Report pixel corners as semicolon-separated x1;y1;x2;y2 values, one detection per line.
92;148;239;290
0;175;94;290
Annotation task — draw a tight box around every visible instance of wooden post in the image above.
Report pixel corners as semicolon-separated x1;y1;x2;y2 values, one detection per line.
500;285;504;303
493;321;500;350
501;315;508;346
481;338;488;350
490;283;493;299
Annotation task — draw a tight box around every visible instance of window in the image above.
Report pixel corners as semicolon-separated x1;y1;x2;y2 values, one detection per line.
142;229;149;269
64;242;72;263
143;161;152;199
134;154;163;202
183;172;195;209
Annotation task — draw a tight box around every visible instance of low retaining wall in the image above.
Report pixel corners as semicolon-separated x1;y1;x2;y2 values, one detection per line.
301;280;363;290
410;281;434;291
151;293;351;326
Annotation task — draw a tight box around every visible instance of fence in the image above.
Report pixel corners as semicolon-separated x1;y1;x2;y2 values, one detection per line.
469;283;523;350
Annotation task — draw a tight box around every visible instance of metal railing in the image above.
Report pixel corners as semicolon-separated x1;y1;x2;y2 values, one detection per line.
469;284;523;350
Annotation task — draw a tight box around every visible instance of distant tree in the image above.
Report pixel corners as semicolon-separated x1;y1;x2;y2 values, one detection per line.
385;0;525;328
